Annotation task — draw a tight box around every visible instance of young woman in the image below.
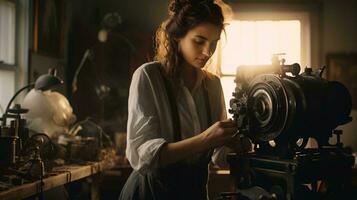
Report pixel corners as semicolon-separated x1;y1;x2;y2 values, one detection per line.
119;0;249;199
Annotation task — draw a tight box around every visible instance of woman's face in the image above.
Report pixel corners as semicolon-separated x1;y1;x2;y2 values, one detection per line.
178;22;221;69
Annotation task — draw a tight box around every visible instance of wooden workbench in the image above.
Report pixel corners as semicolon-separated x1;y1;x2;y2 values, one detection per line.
0;160;114;200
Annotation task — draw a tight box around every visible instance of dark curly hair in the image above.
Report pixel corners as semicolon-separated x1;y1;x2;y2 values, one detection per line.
155;0;225;82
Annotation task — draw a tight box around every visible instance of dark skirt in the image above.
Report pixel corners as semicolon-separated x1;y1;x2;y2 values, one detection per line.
119;162;209;200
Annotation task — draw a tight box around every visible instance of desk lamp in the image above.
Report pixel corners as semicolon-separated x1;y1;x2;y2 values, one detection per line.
0;69;62;167
1;69;63;126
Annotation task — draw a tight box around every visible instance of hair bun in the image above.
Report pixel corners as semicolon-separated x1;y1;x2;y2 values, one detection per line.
169;0;215;14
169;0;190;14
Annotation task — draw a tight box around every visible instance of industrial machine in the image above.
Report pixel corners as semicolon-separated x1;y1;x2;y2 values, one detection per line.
219;56;355;200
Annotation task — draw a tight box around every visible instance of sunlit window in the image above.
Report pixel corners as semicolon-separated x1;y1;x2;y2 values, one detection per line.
0;1;16;114
217;20;302;115
0;1;16;65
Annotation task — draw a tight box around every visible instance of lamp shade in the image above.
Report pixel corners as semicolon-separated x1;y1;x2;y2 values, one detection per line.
34;74;63;91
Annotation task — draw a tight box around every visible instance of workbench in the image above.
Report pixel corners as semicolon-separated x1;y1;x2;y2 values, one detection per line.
0;160;114;200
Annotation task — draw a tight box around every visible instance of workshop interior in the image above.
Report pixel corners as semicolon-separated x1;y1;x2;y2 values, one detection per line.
0;0;357;199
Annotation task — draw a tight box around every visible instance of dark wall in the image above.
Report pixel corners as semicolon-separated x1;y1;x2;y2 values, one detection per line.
66;0;169;134
323;0;357;55
322;0;357;151
99;0;169;32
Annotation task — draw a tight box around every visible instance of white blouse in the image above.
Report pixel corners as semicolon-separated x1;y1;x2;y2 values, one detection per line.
126;61;232;173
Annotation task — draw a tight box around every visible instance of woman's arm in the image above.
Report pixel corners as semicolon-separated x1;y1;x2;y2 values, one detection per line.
159;119;237;166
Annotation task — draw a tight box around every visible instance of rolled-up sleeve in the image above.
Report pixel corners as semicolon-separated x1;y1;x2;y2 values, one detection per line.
126;67;166;173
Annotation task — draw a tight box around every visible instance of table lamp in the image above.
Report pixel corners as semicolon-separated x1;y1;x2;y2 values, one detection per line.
1;69;63;126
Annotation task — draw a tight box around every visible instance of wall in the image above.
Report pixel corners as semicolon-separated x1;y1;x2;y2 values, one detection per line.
100;0;169;32
322;0;357;151
323;0;357;55
65;0;170;134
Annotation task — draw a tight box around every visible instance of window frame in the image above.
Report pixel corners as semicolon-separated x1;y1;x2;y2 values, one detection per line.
0;63;16;71
220;12;311;76
223;0;322;70
217;12;311;77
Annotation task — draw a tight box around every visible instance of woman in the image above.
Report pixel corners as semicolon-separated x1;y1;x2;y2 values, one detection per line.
120;0;249;199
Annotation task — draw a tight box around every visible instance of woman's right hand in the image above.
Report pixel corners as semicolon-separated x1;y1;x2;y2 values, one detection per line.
202;119;237;148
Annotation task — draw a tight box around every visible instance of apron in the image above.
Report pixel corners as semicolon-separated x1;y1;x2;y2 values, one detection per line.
119;69;213;200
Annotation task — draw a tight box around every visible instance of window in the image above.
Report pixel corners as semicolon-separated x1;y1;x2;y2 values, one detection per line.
214;12;311;114
0;1;16;65
0;0;16;114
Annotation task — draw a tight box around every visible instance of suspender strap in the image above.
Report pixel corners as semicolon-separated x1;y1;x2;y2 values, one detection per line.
202;76;214;161
203;78;212;126
159;69;182;142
